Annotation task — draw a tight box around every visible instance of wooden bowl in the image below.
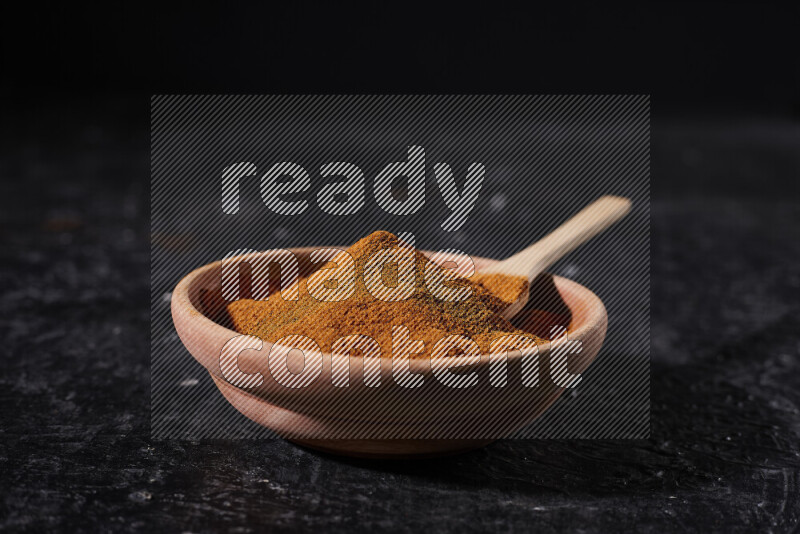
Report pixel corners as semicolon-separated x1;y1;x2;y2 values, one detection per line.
171;248;608;458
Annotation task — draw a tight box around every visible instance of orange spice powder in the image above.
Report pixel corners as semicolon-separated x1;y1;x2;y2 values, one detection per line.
226;231;537;357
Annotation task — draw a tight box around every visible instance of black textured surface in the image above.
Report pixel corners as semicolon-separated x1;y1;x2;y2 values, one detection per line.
1;102;799;532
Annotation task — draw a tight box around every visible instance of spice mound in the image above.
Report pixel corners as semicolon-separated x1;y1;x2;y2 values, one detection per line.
226;231;536;357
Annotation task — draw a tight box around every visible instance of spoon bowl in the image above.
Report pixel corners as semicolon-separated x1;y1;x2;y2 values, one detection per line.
483;195;631;319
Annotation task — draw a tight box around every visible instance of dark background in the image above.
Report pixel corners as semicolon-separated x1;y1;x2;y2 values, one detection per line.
1;3;799;532
2;3;798;113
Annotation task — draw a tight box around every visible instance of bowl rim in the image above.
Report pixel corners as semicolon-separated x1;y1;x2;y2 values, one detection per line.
171;246;607;363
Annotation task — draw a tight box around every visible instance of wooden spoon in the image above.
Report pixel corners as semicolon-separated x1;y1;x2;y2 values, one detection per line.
479;195;632;319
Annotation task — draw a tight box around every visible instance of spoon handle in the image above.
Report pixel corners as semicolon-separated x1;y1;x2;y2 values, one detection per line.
493;195;632;281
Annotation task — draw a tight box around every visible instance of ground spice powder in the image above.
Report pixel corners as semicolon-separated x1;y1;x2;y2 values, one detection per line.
226;231;538;357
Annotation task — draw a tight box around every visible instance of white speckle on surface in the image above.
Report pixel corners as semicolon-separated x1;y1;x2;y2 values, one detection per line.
561;263;580;278
162;292;172;303
489;193;507;212
129;490;152;502
179;378;199;387
267;481;287;494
